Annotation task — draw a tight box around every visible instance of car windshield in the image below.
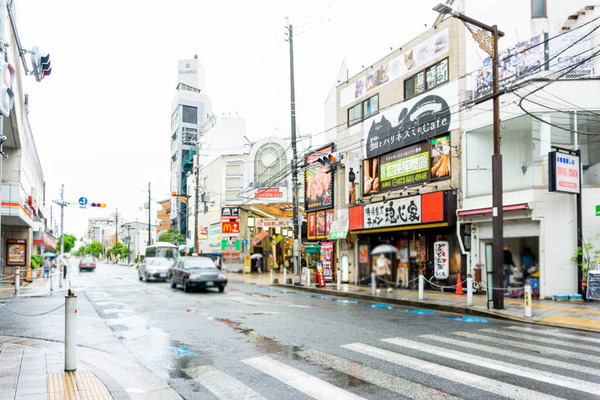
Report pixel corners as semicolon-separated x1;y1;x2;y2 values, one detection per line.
184;257;217;270
82;257;94;263
147;258;172;266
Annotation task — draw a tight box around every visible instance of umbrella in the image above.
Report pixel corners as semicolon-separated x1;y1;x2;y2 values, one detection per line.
41;252;58;258
250;253;263;259
370;244;397;255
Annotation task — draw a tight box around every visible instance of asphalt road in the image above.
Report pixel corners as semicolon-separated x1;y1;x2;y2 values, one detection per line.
2;259;600;399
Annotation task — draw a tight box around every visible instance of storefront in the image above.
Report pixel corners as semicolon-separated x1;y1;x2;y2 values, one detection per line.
349;190;458;287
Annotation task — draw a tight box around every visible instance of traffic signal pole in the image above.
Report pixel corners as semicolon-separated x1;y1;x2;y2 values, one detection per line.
0;0;5;275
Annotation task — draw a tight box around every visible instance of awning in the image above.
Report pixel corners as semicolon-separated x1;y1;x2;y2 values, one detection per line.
458;203;528;217
304;245;321;254
327;219;349;240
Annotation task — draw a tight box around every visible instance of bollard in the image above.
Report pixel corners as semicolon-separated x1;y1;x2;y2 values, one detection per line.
524;283;533;318
14;269;20;295
283;267;287;285
59;266;63;288
467;274;473;306
50;267;54;292
371;272;376;295
65;289;77;372
306;268;310;287
418;274;424;300
269;269;273;285
337;268;341;291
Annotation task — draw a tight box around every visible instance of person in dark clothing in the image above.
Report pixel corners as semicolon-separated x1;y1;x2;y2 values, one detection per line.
503;244;514;294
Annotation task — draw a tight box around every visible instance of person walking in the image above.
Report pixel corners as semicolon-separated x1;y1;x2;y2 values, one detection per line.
61;257;68;279
256;256;263;275
43;257;50;278
503;244;514;295
376;253;393;293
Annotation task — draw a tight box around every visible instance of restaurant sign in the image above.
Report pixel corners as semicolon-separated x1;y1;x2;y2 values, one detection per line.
363;196;421;229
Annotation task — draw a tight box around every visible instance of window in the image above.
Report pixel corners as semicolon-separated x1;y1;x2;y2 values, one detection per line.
226;177;242;189
225;190;241;200
531;0;546;18
182;105;197;124
226;164;242;175
404;58;448;100
348;95;379;126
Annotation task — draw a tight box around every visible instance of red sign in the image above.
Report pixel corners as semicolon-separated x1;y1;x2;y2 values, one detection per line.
222;221;240;234
308;213;317;240
255;188;283;198
252;230;269;245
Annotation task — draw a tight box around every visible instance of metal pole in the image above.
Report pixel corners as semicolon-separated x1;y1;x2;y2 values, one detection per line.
491;25;504;310
467;274;473;306
418;274;424;300
524;283;533;318
14;269;19;295
576;149;583;297
371;271;376;295
0;0;6;279
148;182;152;246
336;241;341;291
287;23;301;285
59;185;65;288
64;289;77;372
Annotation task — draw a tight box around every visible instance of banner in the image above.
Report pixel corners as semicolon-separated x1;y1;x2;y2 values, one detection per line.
305;145;334;211
320;241;335;282
345;151;361;205
363;195;421;229
379;142;429;191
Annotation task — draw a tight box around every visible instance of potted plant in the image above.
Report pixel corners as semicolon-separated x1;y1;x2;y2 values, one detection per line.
573;234;600;290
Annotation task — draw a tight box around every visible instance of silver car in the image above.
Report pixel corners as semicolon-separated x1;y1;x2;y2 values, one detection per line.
139;257;173;282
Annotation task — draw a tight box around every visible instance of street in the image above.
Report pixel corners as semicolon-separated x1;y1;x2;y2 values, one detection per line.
1;259;600;400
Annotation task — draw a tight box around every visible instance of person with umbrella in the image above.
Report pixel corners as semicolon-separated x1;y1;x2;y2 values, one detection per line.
376;253;393;293
43;256;51;278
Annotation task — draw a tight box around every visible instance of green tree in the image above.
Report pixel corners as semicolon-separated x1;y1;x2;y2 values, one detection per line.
112;242;130;260
56;234;77;253
159;229;185;245
73;246;86;257
86;240;104;258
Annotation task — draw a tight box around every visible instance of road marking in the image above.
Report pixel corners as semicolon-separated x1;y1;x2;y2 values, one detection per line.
539;315;600;329
422;334;600;376
242;356;365;400
297;350;461;400
508;324;600;341
481;328;600;353
183;366;265;400
343;343;564;400
450;331;600;364
384;337;600;395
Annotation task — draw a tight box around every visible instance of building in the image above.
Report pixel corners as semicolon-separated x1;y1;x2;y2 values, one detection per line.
156;198;171;237
170;55;214;235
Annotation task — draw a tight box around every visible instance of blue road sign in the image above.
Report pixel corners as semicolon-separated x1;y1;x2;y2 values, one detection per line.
78;197;88;206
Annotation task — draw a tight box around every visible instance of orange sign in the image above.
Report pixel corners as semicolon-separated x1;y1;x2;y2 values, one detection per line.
222;221;240;235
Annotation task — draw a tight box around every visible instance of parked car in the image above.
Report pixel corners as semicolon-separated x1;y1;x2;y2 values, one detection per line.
139;257;173;282
169;256;227;293
79;257;96;272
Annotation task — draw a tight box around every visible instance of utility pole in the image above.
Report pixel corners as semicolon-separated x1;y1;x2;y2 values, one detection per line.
115;208;118;263
0;1;6;275
287;22;301;285
148;182;152;246
194;160;200;255
60;185;65;256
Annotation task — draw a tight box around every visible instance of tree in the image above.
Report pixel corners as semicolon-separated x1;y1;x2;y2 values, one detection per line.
159;229;185;245
73;246;86;257
56;234;77;253
86;240;104;258
112;242;130;261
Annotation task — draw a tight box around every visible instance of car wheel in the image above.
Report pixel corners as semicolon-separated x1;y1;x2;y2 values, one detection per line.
218;285;225;293
170;276;177;289
183;279;191;293
138;273;143;281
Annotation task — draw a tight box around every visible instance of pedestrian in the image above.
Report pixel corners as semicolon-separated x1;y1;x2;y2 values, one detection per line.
62;257;68;279
43;257;50;278
376;253;393;293
503;244;514;295
257;256;263;275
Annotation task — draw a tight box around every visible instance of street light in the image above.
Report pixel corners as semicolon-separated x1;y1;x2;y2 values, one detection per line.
433;3;506;309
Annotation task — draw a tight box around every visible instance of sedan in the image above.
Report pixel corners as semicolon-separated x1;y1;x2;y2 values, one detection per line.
139;257;173;282
79;257;96;272
169;256;227;293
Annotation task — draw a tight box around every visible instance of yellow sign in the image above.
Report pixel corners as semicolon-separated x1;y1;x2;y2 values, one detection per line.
244;254;251;274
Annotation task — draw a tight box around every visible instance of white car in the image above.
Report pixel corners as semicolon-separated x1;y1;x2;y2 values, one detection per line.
139;257;173;282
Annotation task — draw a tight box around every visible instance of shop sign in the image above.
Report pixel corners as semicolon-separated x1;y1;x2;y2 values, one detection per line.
363;80;459;158
305;144;334;211
320;241;335;281
221;207;239;219
221;237;240;251
328;219;349;240
208;224;221;247
359;245;369;263
222;220;240;235
363;195;421;229
255;188;283;198
252;230;269;245
379;143;429;191
256;218;292;228
433;241;449;279
345;151;361;205
596;205;600;217
548;151;580;194
6;239;27;266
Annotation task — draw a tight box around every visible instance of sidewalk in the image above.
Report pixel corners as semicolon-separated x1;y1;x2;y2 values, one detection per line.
228;271;600;333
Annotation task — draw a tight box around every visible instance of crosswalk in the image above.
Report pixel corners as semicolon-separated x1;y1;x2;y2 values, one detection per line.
185;325;600;400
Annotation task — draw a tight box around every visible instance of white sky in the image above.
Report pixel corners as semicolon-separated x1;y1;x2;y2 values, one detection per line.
15;0;443;239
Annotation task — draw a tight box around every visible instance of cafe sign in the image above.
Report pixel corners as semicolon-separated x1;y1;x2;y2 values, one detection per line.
363;195;421;229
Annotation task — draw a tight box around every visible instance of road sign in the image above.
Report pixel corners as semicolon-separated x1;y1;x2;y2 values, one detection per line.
78;197;88;206
222;220;240;235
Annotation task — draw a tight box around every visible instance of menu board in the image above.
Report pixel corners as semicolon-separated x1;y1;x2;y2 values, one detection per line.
587;271;600;300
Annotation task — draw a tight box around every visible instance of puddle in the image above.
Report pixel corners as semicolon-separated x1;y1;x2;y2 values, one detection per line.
168;340;212;379
363;304;393;309
401;309;435;315
168;346;198;357
447;316;489;323
310;295;331;299
335;299;358;304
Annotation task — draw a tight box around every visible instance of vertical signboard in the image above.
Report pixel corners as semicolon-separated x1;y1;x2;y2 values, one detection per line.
321;241;335;282
548;151;580;193
433;241;449;279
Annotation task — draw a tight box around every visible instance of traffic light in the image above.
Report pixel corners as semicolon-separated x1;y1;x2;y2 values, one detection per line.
316;152;342;166
0;61;15;117
30;46;51;82
90;203;106;208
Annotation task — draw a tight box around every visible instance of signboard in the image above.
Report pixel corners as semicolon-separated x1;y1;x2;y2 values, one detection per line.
78;197;88;206
199;227;208;240
305;145;334;211
433;241;449;279
221;207;239;219
316;210;326;239
320;241;335;282
430;135;451;180
222;220;240;235
363;195;421;229
548;151;580;194
208;224;221;247
255;188;283;198
596;205;600;217
363;80;459;158
328;219;349;240
345;151;361;205
379;142;429;191
221;237;240;251
252;230;269;245
256;218;292;228
6;239;26;266
307;213;317;240
587;270;600;301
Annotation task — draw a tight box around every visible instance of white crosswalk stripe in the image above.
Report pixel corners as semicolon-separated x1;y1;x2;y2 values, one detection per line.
183;366;266;400
343;342;565;400
481;328;600;353
506;325;600;344
242;356;366;400
297;349;462;400
383;337;600;395
421;333;600;376
450;331;600;364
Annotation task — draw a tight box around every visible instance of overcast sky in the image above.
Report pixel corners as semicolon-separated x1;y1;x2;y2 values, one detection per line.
15;0;443;239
